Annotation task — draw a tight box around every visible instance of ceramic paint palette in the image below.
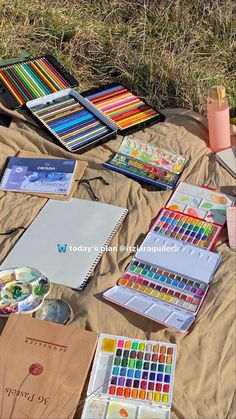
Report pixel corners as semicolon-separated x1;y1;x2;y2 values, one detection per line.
166;182;235;225
26;89;117;152
82;334;176;419
82;83;165;135
0;55;78;109
104;233;221;332
0;267;50;316
153;208;222;250
104;136;186;189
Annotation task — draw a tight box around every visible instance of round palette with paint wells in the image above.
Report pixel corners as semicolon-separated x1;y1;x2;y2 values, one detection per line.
0;267;50;317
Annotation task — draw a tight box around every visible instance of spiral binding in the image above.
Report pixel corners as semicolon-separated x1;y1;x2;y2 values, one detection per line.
78;208;128;290
0;167;11;188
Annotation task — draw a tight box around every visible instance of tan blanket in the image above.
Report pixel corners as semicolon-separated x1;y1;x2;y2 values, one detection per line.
0;101;235;419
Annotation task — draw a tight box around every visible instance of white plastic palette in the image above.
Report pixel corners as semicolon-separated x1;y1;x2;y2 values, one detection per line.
82;334;177;419
104;234;221;332
166;182;235;225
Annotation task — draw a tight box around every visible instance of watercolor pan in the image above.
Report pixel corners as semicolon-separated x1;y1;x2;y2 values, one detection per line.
81;83;165;135
82;334;176;419
152;208;222;250
103;153;179;189
166;181;235;226
103;136;186;189
0;55;78;109
26;89;117;152
119;136;186;174
104;233;221;332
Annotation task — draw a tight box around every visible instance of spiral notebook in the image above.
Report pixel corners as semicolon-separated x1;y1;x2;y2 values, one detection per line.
0;199;128;290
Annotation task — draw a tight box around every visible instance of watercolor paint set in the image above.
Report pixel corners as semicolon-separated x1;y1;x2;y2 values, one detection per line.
103;183;235;331
152;182;235;250
104;233;221;332
26;89;117;151
103;136;186;189
81;83;165;135
0;55;78;109
82;334;176;419
152;208;222;250
166;181;235;226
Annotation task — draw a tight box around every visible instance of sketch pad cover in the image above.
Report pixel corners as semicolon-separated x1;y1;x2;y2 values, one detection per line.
0;199;128;290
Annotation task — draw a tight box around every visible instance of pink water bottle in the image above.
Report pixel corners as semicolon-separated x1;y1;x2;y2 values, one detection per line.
207;85;231;152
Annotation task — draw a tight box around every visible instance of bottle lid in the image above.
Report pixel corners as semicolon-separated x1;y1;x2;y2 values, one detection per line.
208;85;226;109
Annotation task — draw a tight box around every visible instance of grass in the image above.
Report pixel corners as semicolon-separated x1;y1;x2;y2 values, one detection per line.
0;0;235;113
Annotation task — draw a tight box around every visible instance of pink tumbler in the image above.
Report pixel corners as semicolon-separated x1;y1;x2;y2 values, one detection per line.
207;86;231;152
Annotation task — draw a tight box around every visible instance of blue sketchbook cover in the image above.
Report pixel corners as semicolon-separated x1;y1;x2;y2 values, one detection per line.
0;157;77;194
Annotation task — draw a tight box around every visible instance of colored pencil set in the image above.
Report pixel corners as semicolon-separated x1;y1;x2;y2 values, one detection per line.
32;95;113;151
0;56;164;150
83;83;164;133
0;56;71;106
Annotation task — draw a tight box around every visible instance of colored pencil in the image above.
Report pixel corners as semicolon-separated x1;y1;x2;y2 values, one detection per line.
33;96;111;151
86;85;159;130
0;57;70;105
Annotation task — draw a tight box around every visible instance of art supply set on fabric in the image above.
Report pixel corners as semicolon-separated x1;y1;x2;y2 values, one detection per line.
82;334;176;419
104;182;235;332
104;136;186;189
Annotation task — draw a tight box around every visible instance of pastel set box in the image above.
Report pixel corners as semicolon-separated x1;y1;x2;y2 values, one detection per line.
81;82;165;135
103;136;186;189
0;54;78;109
26;89;117;152
104;183;235;332
82;334;176;419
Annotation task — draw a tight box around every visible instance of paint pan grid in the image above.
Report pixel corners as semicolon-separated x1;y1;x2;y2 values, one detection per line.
100;337;175;406
119;260;207;313
153;209;221;249
110;154;177;187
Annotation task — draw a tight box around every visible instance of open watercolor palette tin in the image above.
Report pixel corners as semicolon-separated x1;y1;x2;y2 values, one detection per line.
103;182;235;332
103;136;186;189
81;83;165;135
104;233;221;332
0;54;78;109
82;334;176;419
26;88;117;152
152;182;236;250
0;267;50;317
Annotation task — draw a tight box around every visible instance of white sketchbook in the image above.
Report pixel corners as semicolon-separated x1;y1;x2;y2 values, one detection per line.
0;199;128;290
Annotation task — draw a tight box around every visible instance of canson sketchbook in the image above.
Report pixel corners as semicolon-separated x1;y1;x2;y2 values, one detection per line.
0;199;128;290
